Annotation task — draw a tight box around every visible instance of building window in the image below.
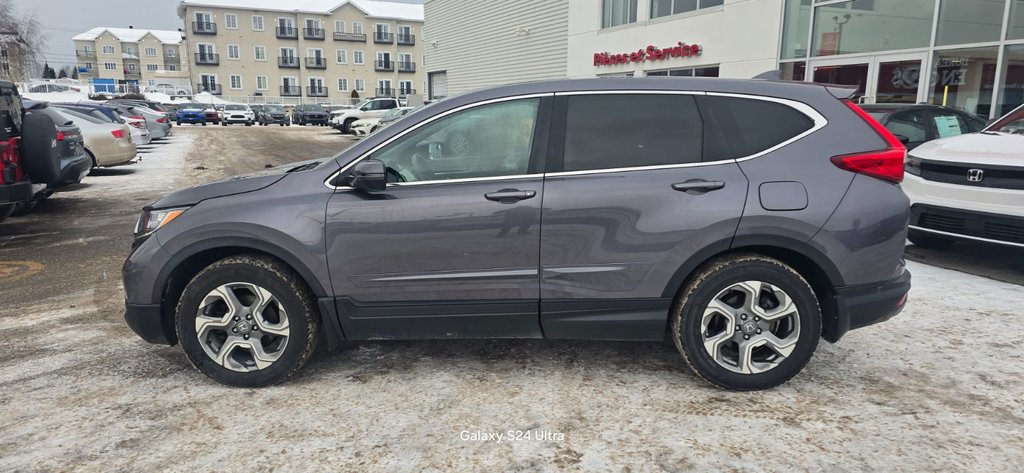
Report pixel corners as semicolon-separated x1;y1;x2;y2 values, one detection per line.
602;0;637;28
165;48;176;58
225;13;238;29
102;45;115;54
167;64;177;71
336;49;347;64
998;45;1024;115
651;0;723;19
646;66;719;77
230;74;242;89
145;47;157;56
353;50;364;64
227;44;240;60
936;0;1003;46
338;78;348;91
254;46;267;61
104;62;116;70
125;47;136;55
256;75;268;90
146;64;158;71
252;15;264;31
352;22;363;34
84;62;93;70
355;78;365;92
127;63;137;71
811;0;932;57
930;46;998;118
335;20;345;33
399;80;413;95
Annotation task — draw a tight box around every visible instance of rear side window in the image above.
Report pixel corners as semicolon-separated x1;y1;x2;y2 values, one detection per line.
700;96;813;158
561;94;702;172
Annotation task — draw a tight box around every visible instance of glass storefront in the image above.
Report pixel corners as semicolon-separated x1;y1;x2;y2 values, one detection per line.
782;0;1024;119
646;66;720;77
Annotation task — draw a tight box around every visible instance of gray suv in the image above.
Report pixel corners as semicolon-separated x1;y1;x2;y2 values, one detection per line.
123;79;912;391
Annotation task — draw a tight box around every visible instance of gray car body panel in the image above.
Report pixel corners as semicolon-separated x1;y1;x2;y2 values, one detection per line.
122;77;910;346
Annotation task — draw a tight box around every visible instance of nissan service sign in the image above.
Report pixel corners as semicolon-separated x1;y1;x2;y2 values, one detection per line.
594;42;703;66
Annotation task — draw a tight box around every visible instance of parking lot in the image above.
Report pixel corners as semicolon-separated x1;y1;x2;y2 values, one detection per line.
1;125;1022;470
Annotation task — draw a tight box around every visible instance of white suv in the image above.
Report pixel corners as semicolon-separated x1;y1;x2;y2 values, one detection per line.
219;104;255;126
903;103;1024;248
330;97;400;133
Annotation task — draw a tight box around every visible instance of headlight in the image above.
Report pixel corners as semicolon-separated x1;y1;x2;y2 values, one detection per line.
904;156;922;176
134;207;189;237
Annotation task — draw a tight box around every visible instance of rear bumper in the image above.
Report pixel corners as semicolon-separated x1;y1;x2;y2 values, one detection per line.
0;181;34;205
177;115;205;123
56;154;92;186
124;301;176;345
826;269;911;343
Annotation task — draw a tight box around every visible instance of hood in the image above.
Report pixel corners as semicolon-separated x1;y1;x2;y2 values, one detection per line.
147;158;326;209
911;132;1024;167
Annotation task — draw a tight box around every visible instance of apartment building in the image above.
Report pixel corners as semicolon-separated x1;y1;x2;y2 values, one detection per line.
72;27;190;92
1;32;30;82
177;0;425;104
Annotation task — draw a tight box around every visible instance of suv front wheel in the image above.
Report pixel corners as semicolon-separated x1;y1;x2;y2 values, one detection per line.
671;254;821;391
175;255;320;387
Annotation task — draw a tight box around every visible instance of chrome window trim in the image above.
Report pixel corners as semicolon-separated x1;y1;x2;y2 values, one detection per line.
324;92;552;189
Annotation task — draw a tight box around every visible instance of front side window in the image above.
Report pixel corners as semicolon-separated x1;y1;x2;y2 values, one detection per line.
562;94;702;172
369;99;540;183
602;0;637;28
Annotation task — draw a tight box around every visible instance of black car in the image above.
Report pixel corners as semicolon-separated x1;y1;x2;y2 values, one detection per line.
860;104;987;150
259;104;289;126
291;104;328;126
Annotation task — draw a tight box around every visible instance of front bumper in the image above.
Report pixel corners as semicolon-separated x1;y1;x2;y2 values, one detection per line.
0;181;34;205
125;301;176;345
910;204;1024;247
826;269;911;343
263;115;288;124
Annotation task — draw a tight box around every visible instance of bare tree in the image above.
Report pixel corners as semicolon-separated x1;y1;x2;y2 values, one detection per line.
0;0;48;81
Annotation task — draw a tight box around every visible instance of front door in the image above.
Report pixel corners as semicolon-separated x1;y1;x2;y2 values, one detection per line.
325;96;551;339
809;53;926;104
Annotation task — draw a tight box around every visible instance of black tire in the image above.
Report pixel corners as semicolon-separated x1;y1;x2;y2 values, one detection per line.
245;121;252;127
907;229;955;249
10;200;37;217
175;254;320;387
343;118;356;134
671;253;822;391
202;121;207;126
86;150;98;172
221;121;227;126
177;121;182;126
19;112;60;184
0;204;13;224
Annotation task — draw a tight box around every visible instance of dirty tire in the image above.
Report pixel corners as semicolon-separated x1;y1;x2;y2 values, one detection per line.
19;112;60;184
671;253;821;391
175;254;320;387
0;204;12;224
907;229;955;249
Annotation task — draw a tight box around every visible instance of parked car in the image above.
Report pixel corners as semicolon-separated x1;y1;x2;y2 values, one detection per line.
146;83;189;96
54;102;151;146
258;104;289;126
123;79;912;390
175;103;207;125
903;103;1024;249
330;97;400;133
350;107;415;136
15;101;92;214
369;106;416;133
291;104;329;126
107;103;168;140
202;105;220;125
58;108;137;168
1;80;61;224
219;104;255;126
860;104;987;150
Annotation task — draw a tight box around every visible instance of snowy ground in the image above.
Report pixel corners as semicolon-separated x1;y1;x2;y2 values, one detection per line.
0;127;1021;470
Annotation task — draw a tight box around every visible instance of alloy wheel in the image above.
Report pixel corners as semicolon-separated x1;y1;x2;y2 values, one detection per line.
700;280;800;374
195;282;290;372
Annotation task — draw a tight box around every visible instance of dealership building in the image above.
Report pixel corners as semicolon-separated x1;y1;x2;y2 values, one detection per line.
425;0;1024;120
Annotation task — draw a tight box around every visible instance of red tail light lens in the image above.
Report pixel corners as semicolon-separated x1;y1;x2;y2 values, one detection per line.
831;100;907;183
111;129;126;139
156;117;168;123
56;131;65;141
128;121;144;128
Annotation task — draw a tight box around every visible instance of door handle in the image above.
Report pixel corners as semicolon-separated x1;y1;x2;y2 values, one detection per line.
484;189;536;203
672;180;725;195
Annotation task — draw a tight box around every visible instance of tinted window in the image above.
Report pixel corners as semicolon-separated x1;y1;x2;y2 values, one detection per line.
701;96;813;157
562;94;702;172
887;110;929;143
370;99;540;183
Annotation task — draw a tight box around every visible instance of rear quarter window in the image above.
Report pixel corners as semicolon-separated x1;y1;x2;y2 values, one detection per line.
699;95;814;158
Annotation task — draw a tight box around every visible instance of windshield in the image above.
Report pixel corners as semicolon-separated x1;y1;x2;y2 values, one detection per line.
225;105;246;111
985;104;1024;134
265;105;285;112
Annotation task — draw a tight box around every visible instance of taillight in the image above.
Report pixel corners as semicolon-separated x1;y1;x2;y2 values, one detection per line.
156;117;168;123
831;100;907;183
128;116;144;121
56;131;65;141
111;129;126;139
128;121;144;128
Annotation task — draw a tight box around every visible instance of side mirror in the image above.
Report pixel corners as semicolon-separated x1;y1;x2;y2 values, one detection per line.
344;159;386;191
893;134;911;145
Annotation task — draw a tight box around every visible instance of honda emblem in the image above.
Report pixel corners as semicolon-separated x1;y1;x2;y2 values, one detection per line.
967;169;984;182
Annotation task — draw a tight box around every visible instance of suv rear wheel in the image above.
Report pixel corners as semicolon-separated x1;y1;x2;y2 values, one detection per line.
671;254;821;391
175;255;320;387
0;204;12;224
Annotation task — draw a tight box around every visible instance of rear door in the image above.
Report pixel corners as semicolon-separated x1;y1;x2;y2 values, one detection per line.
539;92;748;340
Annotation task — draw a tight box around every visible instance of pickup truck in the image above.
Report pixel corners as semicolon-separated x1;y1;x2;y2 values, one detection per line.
330;97;400;134
0;80;62;224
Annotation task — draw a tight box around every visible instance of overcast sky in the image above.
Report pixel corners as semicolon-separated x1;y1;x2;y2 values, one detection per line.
12;0;423;70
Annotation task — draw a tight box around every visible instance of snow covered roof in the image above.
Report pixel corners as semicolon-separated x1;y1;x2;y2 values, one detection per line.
178;0;423;21
73;27;184;45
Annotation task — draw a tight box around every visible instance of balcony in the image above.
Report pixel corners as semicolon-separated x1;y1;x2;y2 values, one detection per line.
124;70;141;79
374;60;394;72
164;53;180;62
278;56;299;68
76;50;96;58
197;83;222;95
303;28;325;40
280;85;301;96
195;53;220;65
373;32;394;44
397;34;415;46
305;57;327;69
193;22;217;35
276;26;298;39
333;32;366;42
375;88;395;97
307;86;328;97
399;88;416;97
397;61;416;73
